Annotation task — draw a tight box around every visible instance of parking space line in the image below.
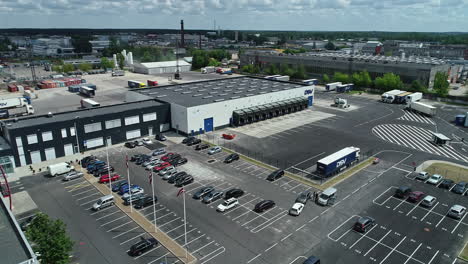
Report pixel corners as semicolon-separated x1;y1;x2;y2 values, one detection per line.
363;228;391;256
134;245;162;259
120;233;145;245
146;252;171;264
403;243;422;264
156;212;176;221
71;188;96;196
166;223;185;234
173;228;196;240
80;198;100;206
192;240;214;253
373;186;396;205
451;213;467;234
225;197;259;215
379;236;406;264
183;234;205;246
112;226;140;239
90;206;114;215
76;193;100;201
427;250;439;264
101;215;127;226
158;217;181;228
96;210;119;220
392;198;406;211
435;211;448;227
252;212;288;233
350;224;378;250
328;215;359;242
199;247;225;264
106;220;133;232
232;210;253;221
406;200;423;216
421;202;439;221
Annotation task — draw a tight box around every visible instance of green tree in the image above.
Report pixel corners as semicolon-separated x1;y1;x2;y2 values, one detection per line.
116;53;125;69
241;65;254;73
52;65;62;72
207;58;221;67
266;64;279;75
352;71;372;88
433;72;450;97
325;42;336;50
71;35;93;53
100;57;114;69
410;80;426;92
62;64;75;73
78;63;92;72
280;64;295;76
374;73;404;91
252;65;260;74
25;213;74;264
292;64;306;79
333;72;351;83
323;74;330;83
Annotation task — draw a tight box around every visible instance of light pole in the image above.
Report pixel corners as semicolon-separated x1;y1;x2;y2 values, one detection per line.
106;137;112;194
150;170;157;233
74;116;80;154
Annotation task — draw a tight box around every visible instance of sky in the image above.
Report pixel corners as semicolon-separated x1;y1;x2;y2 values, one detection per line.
1;0;468;32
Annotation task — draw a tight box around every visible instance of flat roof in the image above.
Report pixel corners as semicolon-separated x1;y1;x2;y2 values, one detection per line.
2;100;165;130
133;76;309;107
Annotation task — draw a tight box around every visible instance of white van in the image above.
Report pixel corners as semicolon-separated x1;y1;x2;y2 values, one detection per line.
317;187;337;206
92;195;115;211
47;162;74;177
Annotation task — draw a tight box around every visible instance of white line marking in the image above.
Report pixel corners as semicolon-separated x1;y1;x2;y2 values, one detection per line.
364;229;391;256
427;250;439;264
379;236;406;264
404;243;422;264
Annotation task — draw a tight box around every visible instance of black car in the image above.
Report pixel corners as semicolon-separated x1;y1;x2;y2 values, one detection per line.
128;237;158;256
193;186;215;199
155;134;167;141
187;138;202;146
394;186;412;198
266;169;284;181
254;200;275;212
452;182;467;194
136;155;151;165
173;158;188;166
168;171;187;184
131;154;145;162
93;166;115;177
439;179;454;189
166;154;182;163
81;156;96;167
225;188;245;199
353;216;376;233
224;153;240;163
182;136;195;144
202;191;224;203
123;193;146;206
88;163;107;173
112;180;128;192
134;195;158;209
295;191;312;204
82;158;98;168
175;175;194;187
125;141;137;148
195;144;210;151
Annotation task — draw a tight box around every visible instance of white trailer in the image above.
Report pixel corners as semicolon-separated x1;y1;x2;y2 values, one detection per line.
81;99;100;108
381;90;404;103
0;97;28;109
326;82;342;91
201;66;215;74
274;75;290;81
407;102;437;116
406;92;423;103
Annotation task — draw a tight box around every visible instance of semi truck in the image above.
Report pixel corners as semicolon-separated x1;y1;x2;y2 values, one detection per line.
79;86;95;97
316;147;360;177
302;79;318;85
381;90;404;103
405;92;423;103
81;99;100;108
0;97;29;108
201;66;215;74
112;70;125;77
0;97;35;118
336;84;354;93
326;82;342;91
128;80;146;88
406;102;437;117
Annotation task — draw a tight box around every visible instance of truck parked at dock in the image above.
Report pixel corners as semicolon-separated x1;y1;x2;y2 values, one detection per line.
316;147;360;177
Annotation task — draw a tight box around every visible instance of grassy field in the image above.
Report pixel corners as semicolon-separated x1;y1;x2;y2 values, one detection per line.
459;242;468;261
424;162;468;182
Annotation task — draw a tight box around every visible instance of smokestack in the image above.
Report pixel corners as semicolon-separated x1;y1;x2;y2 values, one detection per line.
180;20;185;48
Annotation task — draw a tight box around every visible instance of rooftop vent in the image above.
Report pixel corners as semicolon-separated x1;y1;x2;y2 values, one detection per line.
174;88;183;92
214;99;225;102
230;96;240;99
47;112;53;117
148;92;159;95
248;89;255;92
258;91;267;94
193;94;203;97
156;95;167;98
246;94;255;96
218;93;228;96
198;89;207;92
203;95;213;99
234;91;242;94
181;91;192;94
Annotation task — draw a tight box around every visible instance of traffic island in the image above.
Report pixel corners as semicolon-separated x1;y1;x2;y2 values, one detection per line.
82;172;197;264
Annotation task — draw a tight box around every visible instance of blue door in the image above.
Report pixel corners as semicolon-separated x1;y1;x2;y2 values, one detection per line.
204;117;214;132
308;96;314;107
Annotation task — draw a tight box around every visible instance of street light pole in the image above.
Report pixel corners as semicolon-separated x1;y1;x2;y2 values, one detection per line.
106;137;112;194
74;117;80;154
151;169;157;233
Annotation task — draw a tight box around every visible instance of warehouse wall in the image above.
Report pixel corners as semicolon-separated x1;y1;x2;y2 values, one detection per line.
170;103;189;134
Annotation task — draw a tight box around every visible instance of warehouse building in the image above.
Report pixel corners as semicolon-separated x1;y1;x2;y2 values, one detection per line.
133;60;191;75
241;51;450;89
126;76;314;135
0;100;170;167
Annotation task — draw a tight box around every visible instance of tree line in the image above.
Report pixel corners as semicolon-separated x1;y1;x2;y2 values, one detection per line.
190;49;231;69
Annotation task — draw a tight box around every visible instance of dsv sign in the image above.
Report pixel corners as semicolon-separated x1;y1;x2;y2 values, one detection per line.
336;158;347;168
304;90;313;95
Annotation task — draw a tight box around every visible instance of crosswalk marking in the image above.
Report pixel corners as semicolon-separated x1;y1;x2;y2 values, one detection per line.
373;124;468;163
398;110;435;125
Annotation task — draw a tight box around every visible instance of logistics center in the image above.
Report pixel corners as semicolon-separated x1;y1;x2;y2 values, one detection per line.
0;76;314;168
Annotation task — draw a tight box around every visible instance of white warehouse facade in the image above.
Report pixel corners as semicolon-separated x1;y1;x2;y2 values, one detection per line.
133;60;192;75
126;76;314;135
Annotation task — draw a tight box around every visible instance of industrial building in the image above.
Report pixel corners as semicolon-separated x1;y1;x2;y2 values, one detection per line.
133;60;192;75
241;51;450;89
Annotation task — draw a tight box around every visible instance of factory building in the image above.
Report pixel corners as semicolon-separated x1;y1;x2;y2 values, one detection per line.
133;60;192;75
241;51;450;89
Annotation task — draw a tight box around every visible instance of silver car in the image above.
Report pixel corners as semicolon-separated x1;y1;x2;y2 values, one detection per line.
162;169;178;180
421;195;436;208
143;158;160;167
448;205;466;219
146;161;162;170
208;146;222;155
62;171;84;181
159;166;176;176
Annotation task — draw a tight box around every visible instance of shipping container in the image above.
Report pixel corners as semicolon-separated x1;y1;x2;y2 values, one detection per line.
336;84;354;93
81;99;100;108
381;90;404;103
406;102;437;116
406;92;423;103
79;86;95;97
326;82;342;91
394;92;413;104
316;147;360;177
455;115;466;126
68;85;80;93
302;79;318;85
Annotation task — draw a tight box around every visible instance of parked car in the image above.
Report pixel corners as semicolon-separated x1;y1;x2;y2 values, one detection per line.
93;166;115;177
88;163;107;173
353;216;375;233
254;200;275;212
202;191;224;204
125;141;137;148
155;134;167;141
222;133;235;140
152;148;166;156
182;136;195;144
153;162;172;171
146;161;162;170
187;138;201;146
303;256;321;264
130;154;144;162
372;158;380;164
81;156;96;167
295;191;312;204
135;155;151;165
394;186;412;198
416;171;429;181
142;138;152;145
427;174;443;185
128;237;158;256
452;182;467;194
122;187;144;199
421;195;437;208
175;175;194;187
408;191;425;202
162;169;179;180
62;171;84;181
289;203;305;216
161;153;177;161
224;153;240;163
167;171;187;184
166;154;182;163
448;205;466;219
439;179;454;189
193;186;215;199
195;144;209;151
143;158;160;167
225;188;245;199
266;169;284;181
217;198;239;212
99;173;120;183
208;146;222;155
134;140;144;146
118;184;137;195
134;195;158;209
123;193;146;206
173;157;188;166
159;166;176;176
112;181;128;192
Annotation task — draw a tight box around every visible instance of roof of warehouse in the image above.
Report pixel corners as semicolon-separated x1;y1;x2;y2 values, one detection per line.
132;76;309;107
2;100;164;129
135;60;191;69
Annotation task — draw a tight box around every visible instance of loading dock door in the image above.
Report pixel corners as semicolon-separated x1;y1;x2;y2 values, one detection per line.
204;117;213;132
308;96;314;107
64;144;74;156
30;151;42;164
45;148;56;161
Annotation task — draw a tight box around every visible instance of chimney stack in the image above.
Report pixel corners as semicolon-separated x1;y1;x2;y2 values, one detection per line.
180;20;185;48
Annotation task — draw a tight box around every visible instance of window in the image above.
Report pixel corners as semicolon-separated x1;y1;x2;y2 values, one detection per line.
126;129;141;139
61;128;67;138
42;131;53;141
70;127;76;136
105;119;121;129
125;115;140;125
27;134;38;144
143;112;157;122
86;137;104;149
84;122;102;133
15;137;23;147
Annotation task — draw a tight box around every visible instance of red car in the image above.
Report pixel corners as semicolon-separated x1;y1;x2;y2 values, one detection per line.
161;153;176;161
99;174;120;183
222;134;236;140
153;162;171;171
408;191;425;202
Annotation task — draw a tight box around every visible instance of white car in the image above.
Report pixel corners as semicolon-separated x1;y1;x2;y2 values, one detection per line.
162;170;178;180
217;198;239;212
289;203;304;216
159;166;176;176
208;146;222;155
427;174;443;185
142;138;152;145
416;171;429;181
143;157;160;167
122;187;144;199
421;195;436;208
448;205;466;219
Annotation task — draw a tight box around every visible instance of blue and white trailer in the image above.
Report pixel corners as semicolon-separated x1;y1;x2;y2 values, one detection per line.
316;147;360;177
302;79;318;85
326;82;342;91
